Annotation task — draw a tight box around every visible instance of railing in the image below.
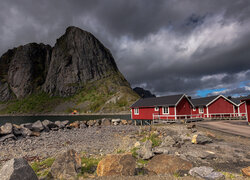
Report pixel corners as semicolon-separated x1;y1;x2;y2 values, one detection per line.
153;113;246;121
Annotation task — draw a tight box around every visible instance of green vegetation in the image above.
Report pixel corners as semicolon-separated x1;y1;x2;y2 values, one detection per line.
0;93;65;114
116;149;126;154
80;156;100;177
142;133;162;148
31;157;55;177
221;171;238;179
131;147;139;158
137;159;148;165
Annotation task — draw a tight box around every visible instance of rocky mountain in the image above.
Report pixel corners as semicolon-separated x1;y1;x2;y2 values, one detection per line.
0;26;139;114
133;87;155;98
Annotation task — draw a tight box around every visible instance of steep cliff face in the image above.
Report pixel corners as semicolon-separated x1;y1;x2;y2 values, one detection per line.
0;43;51;100
0;26;139;113
43;26;120;97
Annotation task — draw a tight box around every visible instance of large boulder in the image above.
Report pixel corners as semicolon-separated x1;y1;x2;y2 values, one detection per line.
138;140;154;160
96;154;136;176
0;134;16;142
55;120;69;129
189;166;225;180
31;120;44;132
102;118;111;126
160;135;176;147
146;154;193;175
0;123;13;135
87;120;96;127
20;127;32;137
12;124;22;136
42;120;58;130
69;121;80;128
242;166;250;177
0;158;38;180
50;149;81;179
192;134;213;144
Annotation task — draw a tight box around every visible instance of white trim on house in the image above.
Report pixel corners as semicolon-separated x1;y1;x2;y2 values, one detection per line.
245;102;248;123
207;107;209;118
162;107;169;114
174;106;177;119
206;95;238;107
175;94;195;108
134;108;139;115
193;108;196;111
155;107;159;111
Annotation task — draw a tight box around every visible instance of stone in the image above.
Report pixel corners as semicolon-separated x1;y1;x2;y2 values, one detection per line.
69;121;80;128
31;120;44;132
102;118;111;126
42;120;58;130
79;122;87;129
138;140;154;160
96;154;136;176
30;131;40;137
127;120;133;125
20;127;32;137
160;135;176;147
21;123;33;130
55;120;69;129
207;132;216;138
153;147;169;154
0;134;16;142
50;149;81;180
87;120;96;127
0;158;38;180
0;123;13;135
112;119;121;126
242;166;250;177
146;154;193;175
192;134;213;144
121;120;127;125
187;123;196;129
12;124;22;136
189;166;225;180
134;141;141;148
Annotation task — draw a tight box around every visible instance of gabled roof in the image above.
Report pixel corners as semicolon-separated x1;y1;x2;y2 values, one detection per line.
191;95;219;107
130;94;186;108
232;95;250;104
192;94;238;107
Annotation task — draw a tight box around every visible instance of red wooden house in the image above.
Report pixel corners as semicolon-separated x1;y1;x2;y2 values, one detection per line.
130;94;194;120
191;95;239;118
240;96;250;124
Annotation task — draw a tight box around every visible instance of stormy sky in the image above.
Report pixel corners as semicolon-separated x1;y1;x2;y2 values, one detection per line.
0;0;250;97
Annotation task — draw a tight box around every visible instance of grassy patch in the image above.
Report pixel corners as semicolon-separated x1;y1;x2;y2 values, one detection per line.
31;157;55;177
221;171;238;179
0;93;65;114
131;147;139;158
141;133;162;148
81;157;100;175
137;159;148;165
116;149;126;154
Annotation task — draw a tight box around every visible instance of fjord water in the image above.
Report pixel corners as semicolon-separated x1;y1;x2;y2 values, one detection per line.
0;114;130;126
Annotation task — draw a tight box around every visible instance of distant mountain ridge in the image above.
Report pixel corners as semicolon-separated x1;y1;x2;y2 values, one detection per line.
0;26;139;114
133;87;155;98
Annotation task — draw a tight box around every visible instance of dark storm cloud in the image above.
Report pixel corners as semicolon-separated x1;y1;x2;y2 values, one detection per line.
0;0;250;97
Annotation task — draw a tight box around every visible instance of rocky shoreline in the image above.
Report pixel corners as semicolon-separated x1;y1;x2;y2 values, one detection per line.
0;120;250;179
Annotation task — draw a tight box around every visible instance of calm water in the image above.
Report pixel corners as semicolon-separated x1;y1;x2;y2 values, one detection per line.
0;114;131;126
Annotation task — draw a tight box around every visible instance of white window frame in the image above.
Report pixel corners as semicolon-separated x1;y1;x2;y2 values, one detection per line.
134;108;139;115
155;107;159;111
162;107;169;114
193;108;196;111
199;107;204;113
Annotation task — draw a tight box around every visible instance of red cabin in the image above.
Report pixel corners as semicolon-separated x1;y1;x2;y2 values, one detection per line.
240;96;250;125
130;94;194;120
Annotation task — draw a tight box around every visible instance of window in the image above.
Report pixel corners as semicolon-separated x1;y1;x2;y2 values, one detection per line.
134;108;139;115
162;107;169;114
193;108;196;111
199;107;204;113
155;107;159;111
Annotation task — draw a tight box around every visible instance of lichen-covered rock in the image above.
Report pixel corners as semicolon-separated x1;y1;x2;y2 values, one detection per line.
189;166;225;180
0;123;13;135
69;121;80;128
42;120;58;130
138;140;154;160
0;158;38;180
55;120;69;129
96;154;136;176
192;134;213;144
31;120;44;132
0;134;16;142
50;149;81;180
102;118;111;126
43;26;122;97
146;154;193;175
242;166;250;177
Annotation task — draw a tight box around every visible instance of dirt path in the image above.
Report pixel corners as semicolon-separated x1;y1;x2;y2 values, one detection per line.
197;120;250;138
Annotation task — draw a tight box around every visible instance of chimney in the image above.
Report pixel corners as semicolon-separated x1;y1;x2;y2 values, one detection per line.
188;96;191;99
227;96;232;99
